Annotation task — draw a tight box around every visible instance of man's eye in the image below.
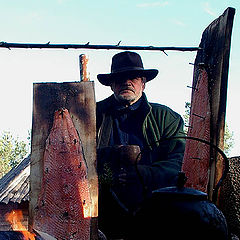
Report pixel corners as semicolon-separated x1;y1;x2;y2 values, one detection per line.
131;77;141;81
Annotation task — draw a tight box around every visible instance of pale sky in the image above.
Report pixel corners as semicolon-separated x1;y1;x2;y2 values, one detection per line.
0;0;239;157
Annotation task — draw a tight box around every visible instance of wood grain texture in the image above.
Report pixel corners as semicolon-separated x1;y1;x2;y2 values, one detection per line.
29;82;97;239
182;8;235;200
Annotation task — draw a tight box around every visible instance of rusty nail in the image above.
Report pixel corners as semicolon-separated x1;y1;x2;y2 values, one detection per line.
198;62;206;68
189;62;206;68
192;113;205;119
187;85;198;91
190;157;202;160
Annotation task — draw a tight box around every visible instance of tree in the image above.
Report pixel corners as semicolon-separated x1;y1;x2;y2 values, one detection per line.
183;102;191;133
223;123;234;156
183;102;234;156
0;131;29;178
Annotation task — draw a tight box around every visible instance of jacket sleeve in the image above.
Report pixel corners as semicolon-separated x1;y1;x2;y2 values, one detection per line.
138;108;186;191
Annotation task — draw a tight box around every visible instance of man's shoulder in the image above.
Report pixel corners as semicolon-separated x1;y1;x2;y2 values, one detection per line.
96;95;114;112
149;102;173;112
149;102;182;120
96;97;109;106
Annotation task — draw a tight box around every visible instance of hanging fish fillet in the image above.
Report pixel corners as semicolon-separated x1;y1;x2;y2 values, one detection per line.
34;108;91;240
182;68;211;192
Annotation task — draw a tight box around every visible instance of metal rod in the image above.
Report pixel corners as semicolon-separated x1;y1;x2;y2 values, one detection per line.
0;41;201;52
147;136;228;204
162;136;228;204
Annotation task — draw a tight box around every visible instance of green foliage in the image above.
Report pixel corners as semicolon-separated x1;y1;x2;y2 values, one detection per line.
0;131;29;178
98;162;114;186
224;124;234;156
183;102;191;134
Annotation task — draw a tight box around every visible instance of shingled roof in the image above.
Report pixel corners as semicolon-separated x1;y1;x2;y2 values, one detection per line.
0;156;30;204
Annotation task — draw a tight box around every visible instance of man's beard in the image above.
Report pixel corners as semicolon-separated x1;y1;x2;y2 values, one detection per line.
115;94;137;104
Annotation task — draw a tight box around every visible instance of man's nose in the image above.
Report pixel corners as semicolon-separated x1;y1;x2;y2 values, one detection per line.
120;78;132;85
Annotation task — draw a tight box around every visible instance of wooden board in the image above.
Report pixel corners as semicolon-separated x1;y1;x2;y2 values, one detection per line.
183;7;235;200
29;82;97;239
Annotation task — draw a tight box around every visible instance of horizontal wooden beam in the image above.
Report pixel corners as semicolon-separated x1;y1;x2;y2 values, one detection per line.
0;41;201;52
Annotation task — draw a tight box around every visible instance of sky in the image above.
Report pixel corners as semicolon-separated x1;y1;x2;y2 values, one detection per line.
0;0;239;157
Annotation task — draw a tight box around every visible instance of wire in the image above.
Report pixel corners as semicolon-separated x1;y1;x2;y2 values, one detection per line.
133;136;228;204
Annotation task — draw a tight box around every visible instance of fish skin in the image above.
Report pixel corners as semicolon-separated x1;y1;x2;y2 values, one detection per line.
34;108;91;240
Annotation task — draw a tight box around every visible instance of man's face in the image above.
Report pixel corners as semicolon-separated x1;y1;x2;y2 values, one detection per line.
111;75;145;105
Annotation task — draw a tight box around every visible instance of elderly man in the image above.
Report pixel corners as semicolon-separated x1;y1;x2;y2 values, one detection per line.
96;51;185;239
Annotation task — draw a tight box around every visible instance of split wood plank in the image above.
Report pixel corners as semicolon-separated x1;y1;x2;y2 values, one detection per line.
183;7;235;201
29;82;98;239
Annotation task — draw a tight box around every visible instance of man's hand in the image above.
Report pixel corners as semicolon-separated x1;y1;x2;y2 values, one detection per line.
118;168;127;186
117;166;140;186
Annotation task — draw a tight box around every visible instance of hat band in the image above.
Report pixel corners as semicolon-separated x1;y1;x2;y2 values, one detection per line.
111;66;144;73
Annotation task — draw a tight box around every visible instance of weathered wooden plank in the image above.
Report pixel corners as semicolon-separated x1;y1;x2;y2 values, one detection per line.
10;176;29;203
29;82;97;239
182;7;235;201
13;177;29;203
0;157;30;204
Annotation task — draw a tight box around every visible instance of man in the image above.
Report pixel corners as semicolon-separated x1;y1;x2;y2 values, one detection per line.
96;51;185;239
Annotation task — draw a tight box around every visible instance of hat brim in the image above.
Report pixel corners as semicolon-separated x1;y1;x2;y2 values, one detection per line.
97;69;159;86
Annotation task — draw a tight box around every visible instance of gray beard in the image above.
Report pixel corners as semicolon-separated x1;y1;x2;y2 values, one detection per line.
114;94;136;104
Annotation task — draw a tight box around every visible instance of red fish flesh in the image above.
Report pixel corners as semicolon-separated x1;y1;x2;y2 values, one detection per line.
182;69;211;192
34;108;91;240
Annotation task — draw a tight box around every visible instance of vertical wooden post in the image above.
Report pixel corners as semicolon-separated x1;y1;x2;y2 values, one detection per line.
183;7;235;201
29;82;98;239
79;54;90;82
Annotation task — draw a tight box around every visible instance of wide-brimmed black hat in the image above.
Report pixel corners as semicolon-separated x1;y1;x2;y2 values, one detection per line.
97;51;159;86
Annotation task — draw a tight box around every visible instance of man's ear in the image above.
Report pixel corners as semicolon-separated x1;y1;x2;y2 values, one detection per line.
142;78;146;91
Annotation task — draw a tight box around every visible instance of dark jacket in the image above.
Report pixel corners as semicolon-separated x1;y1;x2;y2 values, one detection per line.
97;93;186;190
97;93;186;238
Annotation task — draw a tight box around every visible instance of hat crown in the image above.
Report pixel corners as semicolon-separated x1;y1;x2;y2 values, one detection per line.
111;51;144;73
97;51;158;86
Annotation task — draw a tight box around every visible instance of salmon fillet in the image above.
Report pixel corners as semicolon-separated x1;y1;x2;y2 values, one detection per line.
182;68;211;192
34;108;91;240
